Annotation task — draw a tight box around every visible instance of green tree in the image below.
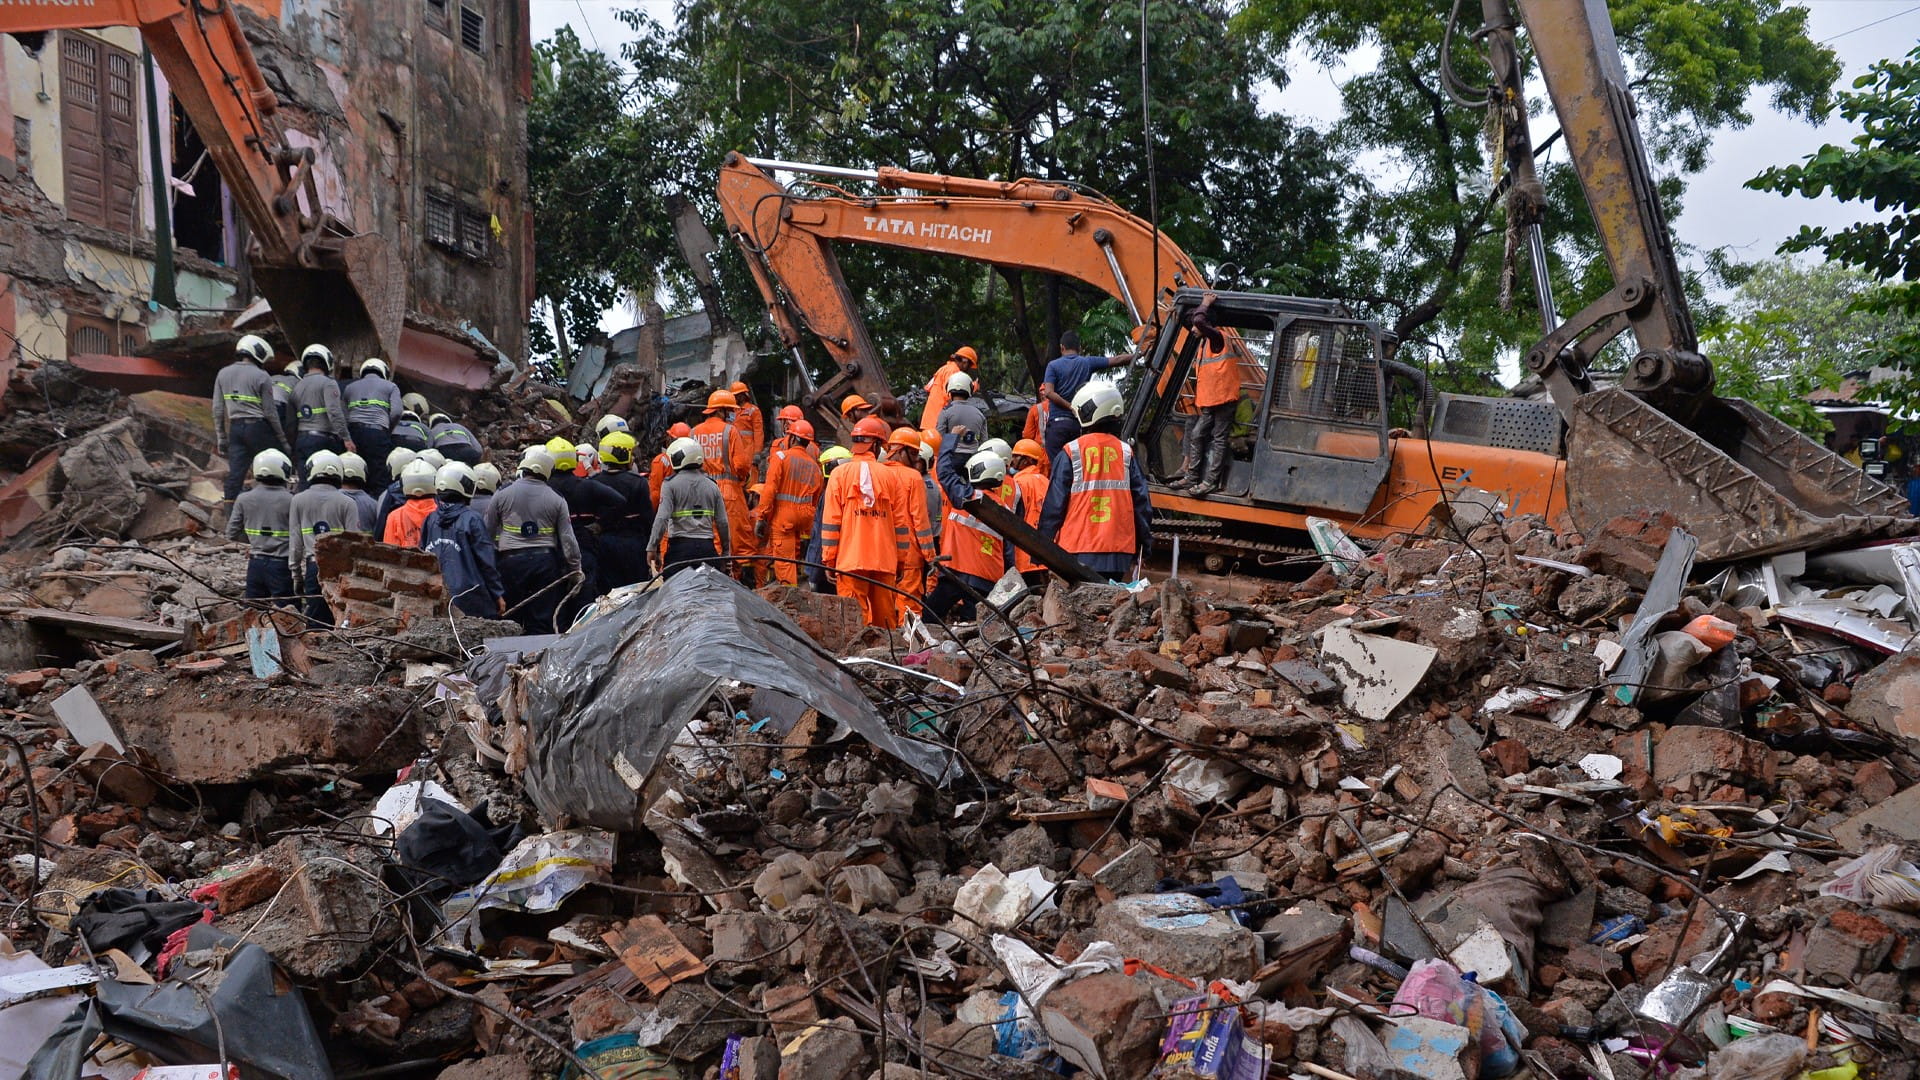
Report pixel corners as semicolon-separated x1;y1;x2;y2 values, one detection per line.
1229;0;1839;382
637;0;1352;391
1748;44;1920;424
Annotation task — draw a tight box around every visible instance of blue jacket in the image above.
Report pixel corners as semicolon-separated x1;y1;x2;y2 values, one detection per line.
421;502;505;617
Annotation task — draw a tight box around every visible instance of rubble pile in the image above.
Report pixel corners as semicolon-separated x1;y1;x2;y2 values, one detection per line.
3;425;1920;1078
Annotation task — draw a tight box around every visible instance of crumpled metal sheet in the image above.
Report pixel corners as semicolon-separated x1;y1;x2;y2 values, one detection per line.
519;567;953;829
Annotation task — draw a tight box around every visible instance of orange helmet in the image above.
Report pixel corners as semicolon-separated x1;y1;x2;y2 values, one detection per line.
730;381;750;397
840;394;872;417
951;345;979;365
777;404;803;423
887;427;922;451
668;422;691;439
851;416;889;443
788;419;815;441
1013;438;1045;461
704;389;737;413
920;429;942;452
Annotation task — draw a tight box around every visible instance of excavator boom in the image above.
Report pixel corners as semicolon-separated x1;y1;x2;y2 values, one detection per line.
0;0;402;364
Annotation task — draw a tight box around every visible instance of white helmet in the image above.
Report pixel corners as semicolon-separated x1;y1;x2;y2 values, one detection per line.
471;462;501;493
339;451;369;482
283;359;301;376
575;444;598;473
386;446;418;476
518;446;555;478
427;412;452;427
964;449;1007;487
978;438;1012;464
918;441;934;466
236;334;273;366
305;449;344;482
1071;381;1124;427
399;459;439;497
417;448;447;469
251;448;292;482
402;392;431;417
358;357;389;380
667;436;704;470
435;461;477;497
595;414;628;438
300;343;333;372
945;371;974;395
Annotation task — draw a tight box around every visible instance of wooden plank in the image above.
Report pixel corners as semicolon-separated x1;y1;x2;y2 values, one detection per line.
3;607;184;645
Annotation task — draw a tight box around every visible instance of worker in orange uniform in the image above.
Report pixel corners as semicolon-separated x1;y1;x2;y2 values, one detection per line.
1168;317;1238;495
1007;438;1051;588
1038;383;1153;582
1020;405;1049;474
729;381;765;461
920;345;980;429
649;422;691;508
882;429;937;619
769;405;805;453
756;420;822;586
821;417;916;628
693;390;758;582
928;445;1020;621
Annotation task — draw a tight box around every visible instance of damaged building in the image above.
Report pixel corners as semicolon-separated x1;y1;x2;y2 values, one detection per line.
0;0;532;402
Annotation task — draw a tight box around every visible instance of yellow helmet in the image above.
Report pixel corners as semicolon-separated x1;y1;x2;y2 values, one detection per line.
544;436;578;470
818;445;853;472
599;431;638;465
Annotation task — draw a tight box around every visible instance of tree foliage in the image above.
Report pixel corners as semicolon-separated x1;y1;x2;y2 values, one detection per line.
1229;0;1838;382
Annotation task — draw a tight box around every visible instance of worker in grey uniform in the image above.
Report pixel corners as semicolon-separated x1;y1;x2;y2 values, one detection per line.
225;448;297;607
344;358;402;491
428;412;484;465
647;436;731;579
484;446;582;634
470;462;501;522
935;371;989;453
212;334;290;504
289;450;364;626
271;360;299;438
339;451;380;532
292;344;351;482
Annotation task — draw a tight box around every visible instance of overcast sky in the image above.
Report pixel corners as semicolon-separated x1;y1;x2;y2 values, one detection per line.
528;0;1920;334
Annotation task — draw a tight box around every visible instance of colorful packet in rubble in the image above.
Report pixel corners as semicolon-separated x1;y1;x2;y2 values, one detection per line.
1390;958;1527;1078
1152;994;1271;1080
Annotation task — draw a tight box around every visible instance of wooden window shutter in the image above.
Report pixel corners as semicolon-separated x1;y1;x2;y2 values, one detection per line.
60;33;140;232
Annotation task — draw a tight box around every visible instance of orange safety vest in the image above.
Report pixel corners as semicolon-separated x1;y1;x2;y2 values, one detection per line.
694;417;752;483
1194;341;1239;409
382;497;437;549
1009;466;1049;573
1057;433;1136;555
758;446;822;524
821;455;910;575
943;481;1016;581
733;403;765;460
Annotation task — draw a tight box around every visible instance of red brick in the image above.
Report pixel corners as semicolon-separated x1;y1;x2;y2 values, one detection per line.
1855;761;1898;806
218;862;288;914
5;670;46;695
1487;738;1531;777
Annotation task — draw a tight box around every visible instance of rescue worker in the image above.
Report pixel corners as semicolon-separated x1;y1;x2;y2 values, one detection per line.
288;450;362;626
383;459;442;548
840;394;875;426
1039;331;1136;462
821;418;917;627
769;405;806;453
1007;439;1051;588
805;445;853;594
226;448;296;607
919;430;946;547
340;451;380;532
291;345;350;483
978;438;1013;466
213;335;290;503
543;437;621;605
374;446;418;538
421;461;507;618
594;414;628;440
1039;383;1153;581
1168;317;1238;495
928;446;1019;621
428;413;484;465
647;436;730;579
391;409;432;452
935;371;988;451
920;345;980;429
470;462;502;522
650;422;692;508
693;390;757;582
882;428;937;620
755;419;821;587
344;358;402;490
729;381;765;461
402;392;431;419
272;360;299;437
484;446;582;634
592;431;654;590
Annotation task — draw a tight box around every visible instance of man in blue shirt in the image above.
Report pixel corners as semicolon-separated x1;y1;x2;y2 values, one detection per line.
1039;330;1136;462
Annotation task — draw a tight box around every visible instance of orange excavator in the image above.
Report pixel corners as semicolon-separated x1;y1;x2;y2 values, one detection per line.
1;0;401;364
717;0;1912;566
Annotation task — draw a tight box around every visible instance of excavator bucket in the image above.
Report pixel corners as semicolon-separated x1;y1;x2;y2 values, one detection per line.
1564;388;1912;562
250;233;406;367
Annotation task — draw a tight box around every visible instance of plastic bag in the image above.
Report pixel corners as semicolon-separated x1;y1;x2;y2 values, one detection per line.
1389;958;1526;1078
1706;1032;1806;1080
1681;614;1738;652
1819;845;1920;913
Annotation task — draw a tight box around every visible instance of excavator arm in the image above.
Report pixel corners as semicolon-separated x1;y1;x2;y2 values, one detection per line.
717;151;1234;441
1478;0;1909;559
0;0;401;364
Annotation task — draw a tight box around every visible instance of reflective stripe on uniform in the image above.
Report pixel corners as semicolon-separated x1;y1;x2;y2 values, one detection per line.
245;527;290;537
224;393;262;403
